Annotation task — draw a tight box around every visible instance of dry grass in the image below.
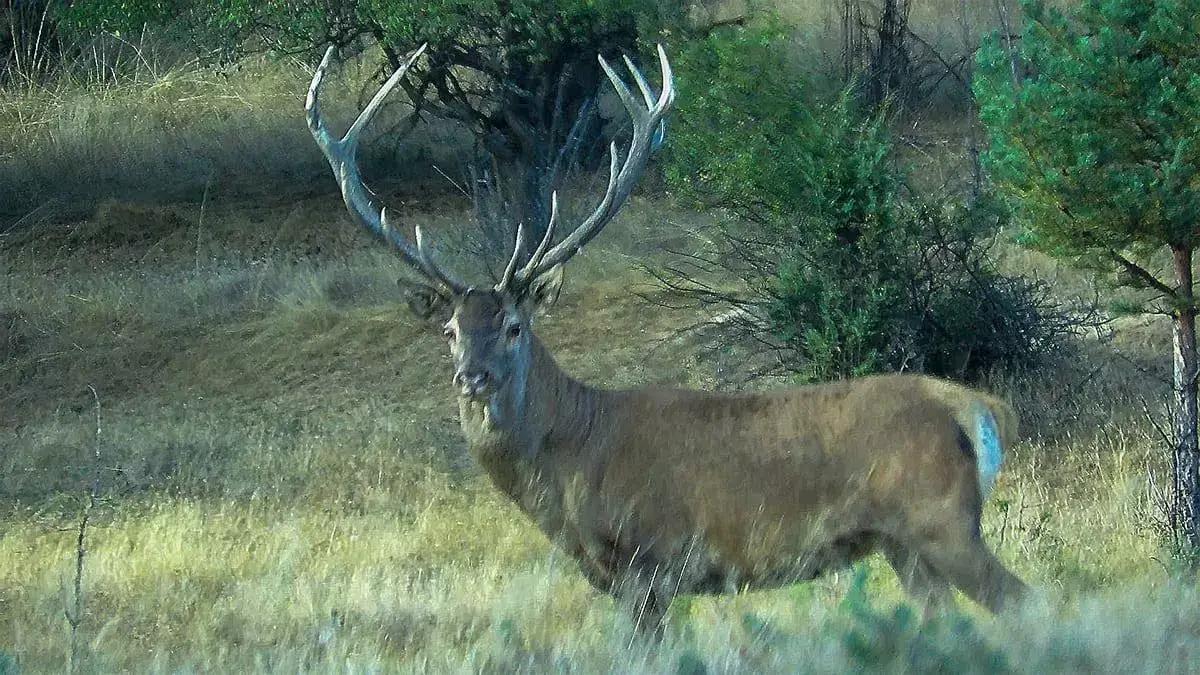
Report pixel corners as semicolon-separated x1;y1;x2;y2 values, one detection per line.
0;48;467;225
0;0;1045;227
0;184;1195;672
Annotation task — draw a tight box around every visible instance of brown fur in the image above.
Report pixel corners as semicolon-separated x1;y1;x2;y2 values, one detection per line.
436;291;1029;633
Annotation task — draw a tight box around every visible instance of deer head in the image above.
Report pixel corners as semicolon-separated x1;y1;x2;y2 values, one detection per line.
306;43;674;429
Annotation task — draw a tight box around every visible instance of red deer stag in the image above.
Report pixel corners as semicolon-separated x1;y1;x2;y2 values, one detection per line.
306;43;1028;634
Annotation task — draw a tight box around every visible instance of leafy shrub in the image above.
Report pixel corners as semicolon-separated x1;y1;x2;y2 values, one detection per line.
834;567;1010;673
662;21;1079;382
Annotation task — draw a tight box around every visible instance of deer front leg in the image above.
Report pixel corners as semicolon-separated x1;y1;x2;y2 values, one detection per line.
563;505;681;638
609;560;669;639
566;528;671;638
560;533;618;593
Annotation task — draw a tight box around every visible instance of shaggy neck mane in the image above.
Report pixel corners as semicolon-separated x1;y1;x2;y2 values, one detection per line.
459;333;606;501
529;337;606;452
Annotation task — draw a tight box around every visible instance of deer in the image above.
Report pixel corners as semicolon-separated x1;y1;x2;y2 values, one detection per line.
305;43;1029;635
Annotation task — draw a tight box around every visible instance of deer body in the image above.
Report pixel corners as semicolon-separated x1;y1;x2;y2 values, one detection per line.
454;325;1025;628
306;43;1028;634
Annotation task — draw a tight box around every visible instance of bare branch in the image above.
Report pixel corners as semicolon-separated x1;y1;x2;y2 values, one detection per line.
66;385;102;674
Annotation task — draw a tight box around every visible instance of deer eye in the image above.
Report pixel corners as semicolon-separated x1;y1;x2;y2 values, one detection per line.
443;326;456;342
506;324;521;340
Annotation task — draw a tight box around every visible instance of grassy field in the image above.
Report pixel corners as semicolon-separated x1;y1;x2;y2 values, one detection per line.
4;7;1200;671
1;182;1196;672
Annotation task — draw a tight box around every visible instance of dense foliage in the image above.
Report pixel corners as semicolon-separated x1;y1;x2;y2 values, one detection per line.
976;0;1200;282
664;22;1072;382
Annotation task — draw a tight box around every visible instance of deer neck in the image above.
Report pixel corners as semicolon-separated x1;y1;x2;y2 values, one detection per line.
457;334;604;500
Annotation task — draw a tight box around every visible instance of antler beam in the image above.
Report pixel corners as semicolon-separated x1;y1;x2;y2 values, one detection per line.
503;44;675;292
306;44;467;295
309;42;673;298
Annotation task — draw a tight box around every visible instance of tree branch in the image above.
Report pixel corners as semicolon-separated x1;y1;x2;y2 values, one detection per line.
1111;250;1178;300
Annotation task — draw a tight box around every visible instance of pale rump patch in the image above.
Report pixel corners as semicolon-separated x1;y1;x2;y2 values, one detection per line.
916;377;1013;500
975;403;1003;498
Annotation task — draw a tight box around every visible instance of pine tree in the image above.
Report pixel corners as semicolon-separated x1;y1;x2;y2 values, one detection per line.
977;0;1200;553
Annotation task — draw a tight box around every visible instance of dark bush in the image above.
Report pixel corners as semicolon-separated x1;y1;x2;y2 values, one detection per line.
661;21;1083;382
1;0;64;84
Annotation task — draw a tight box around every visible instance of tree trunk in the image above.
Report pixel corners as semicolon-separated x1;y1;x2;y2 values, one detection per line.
992;0;1021;90
1171;245;1200;555
868;0;912;106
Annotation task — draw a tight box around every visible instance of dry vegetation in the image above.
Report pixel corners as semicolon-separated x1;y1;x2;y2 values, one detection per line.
3;4;1199;672
2;189;1190;672
0;46;466;224
2;181;1193;672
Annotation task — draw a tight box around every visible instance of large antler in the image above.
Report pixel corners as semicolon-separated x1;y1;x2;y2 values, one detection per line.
497;44;675;293
307;44;467;294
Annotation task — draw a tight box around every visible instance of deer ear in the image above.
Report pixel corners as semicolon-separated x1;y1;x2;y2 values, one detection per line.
527;264;565;312
398;278;451;322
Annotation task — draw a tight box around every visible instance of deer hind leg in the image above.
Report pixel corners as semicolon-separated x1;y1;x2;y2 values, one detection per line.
915;528;1028;614
590;535;672;639
880;539;953;619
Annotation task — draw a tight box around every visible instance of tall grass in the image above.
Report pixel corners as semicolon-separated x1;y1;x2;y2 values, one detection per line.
0;180;1192;671
0;37;467;226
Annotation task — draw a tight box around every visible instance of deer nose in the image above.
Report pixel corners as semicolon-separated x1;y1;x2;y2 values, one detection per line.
454;369;491;397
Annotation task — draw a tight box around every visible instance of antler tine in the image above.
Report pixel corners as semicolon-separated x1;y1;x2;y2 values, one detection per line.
497;220;527;291
525;191;559;275
306;47;340;155
624;54;668;152
306;43;467;294
623;54;656;110
414;223;466;291
516;44;674;285
346;44;427;143
504;191;561;287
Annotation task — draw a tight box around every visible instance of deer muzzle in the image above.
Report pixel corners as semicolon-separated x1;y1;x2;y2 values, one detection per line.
455;370;493;400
